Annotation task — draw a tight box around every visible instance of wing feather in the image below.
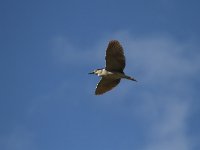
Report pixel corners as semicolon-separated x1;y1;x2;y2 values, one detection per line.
105;40;125;73
95;78;121;95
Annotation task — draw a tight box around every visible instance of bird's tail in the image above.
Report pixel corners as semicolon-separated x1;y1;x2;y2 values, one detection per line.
124;75;137;81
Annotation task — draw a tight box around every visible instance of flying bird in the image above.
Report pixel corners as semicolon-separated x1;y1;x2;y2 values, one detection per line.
89;40;137;95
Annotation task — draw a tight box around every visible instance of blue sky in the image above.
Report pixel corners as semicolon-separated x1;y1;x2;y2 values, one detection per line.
1;0;200;150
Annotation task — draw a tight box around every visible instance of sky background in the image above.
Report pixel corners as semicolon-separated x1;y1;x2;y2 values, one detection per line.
1;0;200;150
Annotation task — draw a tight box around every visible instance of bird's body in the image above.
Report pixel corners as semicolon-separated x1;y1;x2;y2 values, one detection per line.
95;68;134;80
89;40;136;95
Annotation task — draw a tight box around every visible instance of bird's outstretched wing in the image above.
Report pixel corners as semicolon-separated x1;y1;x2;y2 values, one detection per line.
105;40;125;73
95;78;121;95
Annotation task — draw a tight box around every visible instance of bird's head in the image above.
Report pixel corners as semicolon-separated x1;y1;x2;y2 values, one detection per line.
88;68;103;75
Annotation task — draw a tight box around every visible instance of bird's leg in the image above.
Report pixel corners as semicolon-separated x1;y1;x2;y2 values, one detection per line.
123;75;137;81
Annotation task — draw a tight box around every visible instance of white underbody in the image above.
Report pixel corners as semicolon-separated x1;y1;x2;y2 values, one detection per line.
97;69;126;79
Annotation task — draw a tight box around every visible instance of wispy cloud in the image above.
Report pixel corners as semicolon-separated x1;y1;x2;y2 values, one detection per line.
51;36;106;67
114;32;199;150
116;32;199;150
47;31;200;150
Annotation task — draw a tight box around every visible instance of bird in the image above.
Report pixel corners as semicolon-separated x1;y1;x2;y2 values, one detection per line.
89;40;137;95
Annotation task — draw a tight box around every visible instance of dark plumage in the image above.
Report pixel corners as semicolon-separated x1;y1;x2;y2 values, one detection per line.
89;40;136;95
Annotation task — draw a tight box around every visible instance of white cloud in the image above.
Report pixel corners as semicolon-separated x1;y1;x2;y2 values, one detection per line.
49;32;200;150
116;33;199;150
51;36;106;67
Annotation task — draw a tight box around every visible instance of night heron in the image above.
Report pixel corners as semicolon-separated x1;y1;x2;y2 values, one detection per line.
89;40;137;95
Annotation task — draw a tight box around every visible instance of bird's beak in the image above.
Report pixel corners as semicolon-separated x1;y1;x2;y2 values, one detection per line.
88;71;94;74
